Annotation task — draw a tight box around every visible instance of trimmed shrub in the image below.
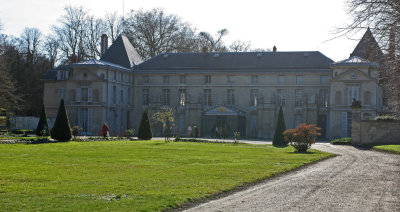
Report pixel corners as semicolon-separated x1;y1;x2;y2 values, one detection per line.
36;104;49;136
273;106;287;147
138;111;152;140
50;99;72;141
374;115;399;121
284;123;321;152
330;137;352;145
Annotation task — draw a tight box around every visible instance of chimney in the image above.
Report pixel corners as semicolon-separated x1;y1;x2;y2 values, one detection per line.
273;45;277;52
202;46;208;55
101;34;108;56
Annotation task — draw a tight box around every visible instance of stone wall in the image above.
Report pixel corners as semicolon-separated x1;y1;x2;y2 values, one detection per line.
9;116;55;131
351;110;400;145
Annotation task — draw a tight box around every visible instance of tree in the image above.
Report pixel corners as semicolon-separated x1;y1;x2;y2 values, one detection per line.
51;99;72;141
43;35;59;68
152;108;175;142
273;106;287;147
137;111;152;140
85;16;105;59
104;12;123;42
283;123;321;152
124;8;198;59
198;29;229;52
36;104;49;136
229;40;251;52
340;0;400;115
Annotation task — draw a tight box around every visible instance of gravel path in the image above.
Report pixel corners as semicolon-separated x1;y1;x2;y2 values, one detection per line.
185;143;400;212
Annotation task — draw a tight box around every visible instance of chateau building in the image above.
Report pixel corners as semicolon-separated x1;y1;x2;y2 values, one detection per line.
42;30;384;138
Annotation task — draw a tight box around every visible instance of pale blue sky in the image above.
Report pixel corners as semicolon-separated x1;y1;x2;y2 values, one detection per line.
0;0;363;61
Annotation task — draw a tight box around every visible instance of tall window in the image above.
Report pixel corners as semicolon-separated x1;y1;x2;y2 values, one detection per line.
163;75;169;84
335;91;342;105
128;88;131;105
58;88;65;101
162;89;170;106
113;72;116;81
143;75;149;84
296;75;303;85
112;86;116;104
295;89;303;107
277;89;285;105
179;75;186;84
319;89;328;107
81;88;88;101
205;75;211;84
179;89;186;106
250;89;258;106
295;114;303;127
120;89;124;104
320;75;328;85
278;75;285;85
364;91;371;105
227;89;235;105
251;75;258;84
204;89;212;106
347;86;359;105
143;89;149;106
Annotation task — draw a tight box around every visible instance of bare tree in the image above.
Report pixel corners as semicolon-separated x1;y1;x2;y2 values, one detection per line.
198;29;229;52
339;0;400;115
20;28;42;59
104;12;123;42
229;40;251;52
53;6;88;63
124;8;198;59
43;35;59;68
85;16;105;59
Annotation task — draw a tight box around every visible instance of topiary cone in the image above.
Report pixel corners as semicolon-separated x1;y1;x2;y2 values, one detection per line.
50;99;72;141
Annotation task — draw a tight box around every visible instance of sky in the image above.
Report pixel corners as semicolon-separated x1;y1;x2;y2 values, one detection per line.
0;0;364;61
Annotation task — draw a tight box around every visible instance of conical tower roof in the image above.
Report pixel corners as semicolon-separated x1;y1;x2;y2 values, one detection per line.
350;28;383;62
100;35;143;68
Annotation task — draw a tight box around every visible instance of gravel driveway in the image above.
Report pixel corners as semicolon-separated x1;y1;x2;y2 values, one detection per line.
185;143;400;212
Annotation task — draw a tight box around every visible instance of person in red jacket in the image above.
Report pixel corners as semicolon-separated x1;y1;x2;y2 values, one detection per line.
102;123;109;137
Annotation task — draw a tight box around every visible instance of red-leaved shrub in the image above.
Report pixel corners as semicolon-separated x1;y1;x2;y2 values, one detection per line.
283;123;321;152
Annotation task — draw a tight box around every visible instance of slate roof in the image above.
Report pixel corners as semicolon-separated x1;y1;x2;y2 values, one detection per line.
100;35;143;68
41;65;70;81
331;56;379;67
71;59;131;71
350;28;383;61
134;51;334;72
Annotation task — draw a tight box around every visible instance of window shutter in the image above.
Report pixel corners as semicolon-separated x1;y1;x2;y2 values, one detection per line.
88;88;92;102
57;71;61;80
76;88;81;102
78;108;82;128
88;108;93;133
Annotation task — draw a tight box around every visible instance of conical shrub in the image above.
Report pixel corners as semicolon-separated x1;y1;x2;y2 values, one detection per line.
273;106;287;147
138;111;152;140
51;99;72;141
36;104;49;136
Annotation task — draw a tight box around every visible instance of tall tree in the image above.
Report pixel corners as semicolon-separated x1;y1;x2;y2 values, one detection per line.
43;35;59;68
123;8;198;59
198;29;229;52
85;16;105;59
273;106;287;147
138;111;152;140
104;12;124;42
340;0;400;115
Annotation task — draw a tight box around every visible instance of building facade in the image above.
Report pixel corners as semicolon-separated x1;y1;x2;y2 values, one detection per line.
42;30;384;139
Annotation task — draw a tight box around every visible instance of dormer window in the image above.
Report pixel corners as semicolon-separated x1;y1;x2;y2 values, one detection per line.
57;70;69;80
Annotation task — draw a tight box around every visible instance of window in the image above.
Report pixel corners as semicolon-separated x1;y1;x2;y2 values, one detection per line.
179;89;186;106
128;88;131;105
81;88;88;101
120;89;124;104
227;75;234;83
320;75;328;85
162;89;170;106
179;75;186;84
295;114;303;127
143;89;149;106
277;89;285;105
113;72;116;81
58;88;65;101
278;75;285;85
143;75;149;84
250;89;258;106
227;89;235;105
112;86;116;104
296;75;303;85
121;73;124;81
204;89;212;106
335;91;342;105
364;91;371;105
347;86;359;105
205;75;211;84
163;75;169;84
319;89;328;107
295;89;303;107
251;75;258;84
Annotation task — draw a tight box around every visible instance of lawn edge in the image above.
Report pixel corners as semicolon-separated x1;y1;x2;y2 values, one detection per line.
165;153;336;212
372;147;400;155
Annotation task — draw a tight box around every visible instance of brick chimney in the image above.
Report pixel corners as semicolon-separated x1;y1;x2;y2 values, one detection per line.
101;34;108;56
273;45;277;52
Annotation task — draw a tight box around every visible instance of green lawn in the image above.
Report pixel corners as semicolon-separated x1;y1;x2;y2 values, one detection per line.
373;144;400;154
0;140;332;211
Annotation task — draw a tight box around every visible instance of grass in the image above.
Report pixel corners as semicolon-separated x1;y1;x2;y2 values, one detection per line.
373;144;400;154
330;137;352;145
0;140;332;211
